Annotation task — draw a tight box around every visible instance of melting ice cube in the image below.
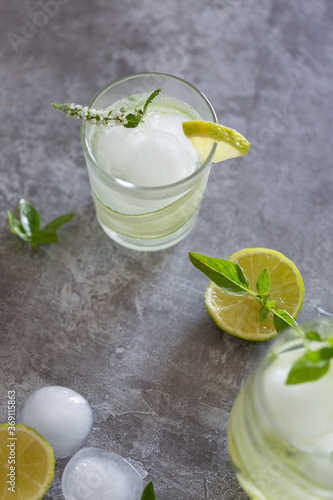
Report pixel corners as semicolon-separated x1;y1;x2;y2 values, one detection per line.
20;386;93;458
61;447;144;500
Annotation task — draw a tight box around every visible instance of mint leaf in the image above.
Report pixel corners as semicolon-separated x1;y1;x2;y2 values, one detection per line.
286;352;330;384
18;199;40;236
124;88;162;129
273;309;295;332
43;213;75;231
305;330;321;341
8;211;29;241
189;252;250;296
142;88;162;115
141;481;156;500
256;268;270;295
123;113;142;128
259;305;270;323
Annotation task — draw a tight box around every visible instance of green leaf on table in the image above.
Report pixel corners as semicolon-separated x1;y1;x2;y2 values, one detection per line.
256;268;270;295
286;351;330;384
8;199;75;250
18;198;40;236
8;210;29;241
141;481;156;500
273;309;295;332
31;229;59;245
43;213;76;231
189;252;250;296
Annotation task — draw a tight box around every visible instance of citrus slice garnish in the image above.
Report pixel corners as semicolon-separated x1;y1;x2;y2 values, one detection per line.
0;424;54;499
204;248;304;341
182;120;250;162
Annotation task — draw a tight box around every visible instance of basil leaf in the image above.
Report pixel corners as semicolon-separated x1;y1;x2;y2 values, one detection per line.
18;199;40;236
286;352;330;384
273;309;295;332
43;213;75;231
316;347;333;360
256;268;270;295
8;210;29;241
305;330;322;341
259;305;270;323
141;481;156;500
189;252;250;296
30;229;58;245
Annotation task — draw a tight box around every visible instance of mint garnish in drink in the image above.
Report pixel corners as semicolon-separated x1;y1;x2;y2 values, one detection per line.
52;88;162;129
8;199;75;251
286;329;333;385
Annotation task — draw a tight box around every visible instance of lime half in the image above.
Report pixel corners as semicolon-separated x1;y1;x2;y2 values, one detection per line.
0;424;54;499
205;248;304;341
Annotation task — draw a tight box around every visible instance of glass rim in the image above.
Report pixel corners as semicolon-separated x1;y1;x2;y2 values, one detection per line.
81;72;217;196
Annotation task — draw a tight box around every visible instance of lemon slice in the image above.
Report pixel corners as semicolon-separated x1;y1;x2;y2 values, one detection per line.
204;248;304;341
182;120;250;162
0;424;54;499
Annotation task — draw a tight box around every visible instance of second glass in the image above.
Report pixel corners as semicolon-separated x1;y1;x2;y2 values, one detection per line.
81;73;216;252
228;318;333;500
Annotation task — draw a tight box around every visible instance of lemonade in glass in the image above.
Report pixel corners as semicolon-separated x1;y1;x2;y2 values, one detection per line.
81;73;217;251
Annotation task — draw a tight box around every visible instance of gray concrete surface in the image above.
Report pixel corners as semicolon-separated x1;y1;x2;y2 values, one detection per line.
0;0;332;498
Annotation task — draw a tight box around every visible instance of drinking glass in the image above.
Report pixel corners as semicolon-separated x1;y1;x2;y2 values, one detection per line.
81;73;217;251
228;317;333;500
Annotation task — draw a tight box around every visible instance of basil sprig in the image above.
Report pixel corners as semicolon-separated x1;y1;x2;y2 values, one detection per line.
189;252;295;333
141;481;156;500
8;199;75;251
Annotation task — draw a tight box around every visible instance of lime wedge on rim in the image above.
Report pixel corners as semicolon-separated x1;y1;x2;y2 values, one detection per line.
182;120;250;162
204;248;304;341
0;424;54;499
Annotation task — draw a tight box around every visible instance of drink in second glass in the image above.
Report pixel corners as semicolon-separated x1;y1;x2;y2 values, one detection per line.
228;318;333;500
81;73;216;251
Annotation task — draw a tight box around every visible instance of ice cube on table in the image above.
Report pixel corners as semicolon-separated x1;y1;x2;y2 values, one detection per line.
20;386;93;458
62;447;144;500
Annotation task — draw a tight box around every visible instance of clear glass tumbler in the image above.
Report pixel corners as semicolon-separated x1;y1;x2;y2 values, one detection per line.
81;72;217;252
228;317;333;500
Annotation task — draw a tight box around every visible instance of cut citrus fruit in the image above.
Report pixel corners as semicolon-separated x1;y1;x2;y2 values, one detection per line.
204;248;304;341
0;424;54;499
182;120;250;162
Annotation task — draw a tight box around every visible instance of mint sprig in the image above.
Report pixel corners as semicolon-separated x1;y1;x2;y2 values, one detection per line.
8;199;75;251
286;329;333;385
189;252;295;333
52;88;163;129
141;481;157;500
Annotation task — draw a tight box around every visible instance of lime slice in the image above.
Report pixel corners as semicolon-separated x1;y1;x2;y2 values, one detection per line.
0;424;54;499
204;248;304;341
182;120;250;162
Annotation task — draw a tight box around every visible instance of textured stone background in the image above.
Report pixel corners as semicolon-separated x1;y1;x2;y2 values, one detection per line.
0;0;332;498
